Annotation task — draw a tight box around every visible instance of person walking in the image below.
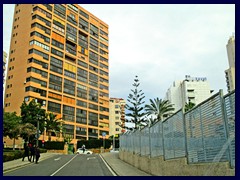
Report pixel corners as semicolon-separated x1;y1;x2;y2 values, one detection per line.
29;144;35;162
82;144;86;153
22;142;29;161
35;146;40;164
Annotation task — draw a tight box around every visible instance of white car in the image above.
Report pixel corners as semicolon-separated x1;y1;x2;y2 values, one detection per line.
76;148;93;154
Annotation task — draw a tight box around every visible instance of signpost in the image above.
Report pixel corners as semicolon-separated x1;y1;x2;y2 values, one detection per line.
102;132;106;149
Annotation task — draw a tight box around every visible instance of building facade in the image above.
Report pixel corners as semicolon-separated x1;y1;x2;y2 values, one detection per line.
4;4;109;145
225;35;235;93
3;51;7;83
109;98;126;136
165;75;213;112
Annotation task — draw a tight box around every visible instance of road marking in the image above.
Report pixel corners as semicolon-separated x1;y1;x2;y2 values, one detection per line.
87;157;96;160
50;154;78;176
54;157;61;161
99;154;117;176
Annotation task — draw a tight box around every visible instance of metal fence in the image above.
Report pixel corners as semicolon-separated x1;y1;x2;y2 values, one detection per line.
120;90;235;168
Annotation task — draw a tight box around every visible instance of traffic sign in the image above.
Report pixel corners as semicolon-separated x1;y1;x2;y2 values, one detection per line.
102;132;106;137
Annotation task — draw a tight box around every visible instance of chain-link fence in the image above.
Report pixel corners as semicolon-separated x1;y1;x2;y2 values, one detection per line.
120;90;235;168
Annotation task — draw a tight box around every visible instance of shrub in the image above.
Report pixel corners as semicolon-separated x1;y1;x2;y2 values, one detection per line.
44;141;65;150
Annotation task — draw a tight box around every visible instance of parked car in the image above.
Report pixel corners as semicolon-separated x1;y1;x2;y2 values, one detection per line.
76;148;93;154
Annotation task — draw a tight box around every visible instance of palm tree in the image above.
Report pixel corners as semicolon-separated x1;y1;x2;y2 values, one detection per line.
184;102;196;112
145;98;175;125
45;112;63;141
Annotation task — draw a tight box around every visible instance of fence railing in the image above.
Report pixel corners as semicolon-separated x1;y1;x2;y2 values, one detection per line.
120;89;235;168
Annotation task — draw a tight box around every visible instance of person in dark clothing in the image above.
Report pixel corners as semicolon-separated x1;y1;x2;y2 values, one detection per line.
35;146;40;164
29;144;35;162
22;143;29;161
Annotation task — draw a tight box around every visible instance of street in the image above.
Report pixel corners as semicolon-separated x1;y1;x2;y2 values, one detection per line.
3;154;114;176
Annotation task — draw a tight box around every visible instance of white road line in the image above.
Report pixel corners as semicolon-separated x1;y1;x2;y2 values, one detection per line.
87;157;96;160
99;154;117;176
54;157;61;161
50;155;78;176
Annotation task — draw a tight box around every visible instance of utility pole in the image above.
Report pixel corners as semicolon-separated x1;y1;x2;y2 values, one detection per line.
113;135;115;151
36;118;39;147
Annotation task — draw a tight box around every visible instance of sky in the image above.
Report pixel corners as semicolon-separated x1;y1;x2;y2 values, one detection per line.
3;4;235;105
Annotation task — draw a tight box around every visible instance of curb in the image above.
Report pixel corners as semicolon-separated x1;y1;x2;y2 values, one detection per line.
99;154;119;176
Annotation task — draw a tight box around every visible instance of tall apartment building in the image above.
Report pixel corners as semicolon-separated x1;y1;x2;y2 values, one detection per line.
4;4;110;145
109;98;126;136
3;51;7;83
225;35;235;93
165;75;213;112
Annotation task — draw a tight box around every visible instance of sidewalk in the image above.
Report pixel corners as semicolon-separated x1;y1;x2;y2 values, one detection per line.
3;153;60;172
100;152;151;176
3;152;151;176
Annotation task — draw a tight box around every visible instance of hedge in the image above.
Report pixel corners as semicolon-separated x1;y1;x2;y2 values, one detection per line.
77;139;119;149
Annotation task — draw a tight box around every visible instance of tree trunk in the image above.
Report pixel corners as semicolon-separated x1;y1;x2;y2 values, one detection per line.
13;138;15;150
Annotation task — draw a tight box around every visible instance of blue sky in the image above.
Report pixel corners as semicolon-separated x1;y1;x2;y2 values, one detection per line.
3;4;235;104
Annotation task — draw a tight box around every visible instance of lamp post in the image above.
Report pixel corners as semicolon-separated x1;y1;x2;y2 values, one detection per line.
36;115;40;147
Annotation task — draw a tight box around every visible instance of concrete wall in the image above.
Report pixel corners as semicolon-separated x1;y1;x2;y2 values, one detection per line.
119;151;235;176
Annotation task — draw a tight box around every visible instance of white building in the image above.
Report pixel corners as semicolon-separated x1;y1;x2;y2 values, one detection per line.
225;35;235;92
109;98;126;136
165;75;213;112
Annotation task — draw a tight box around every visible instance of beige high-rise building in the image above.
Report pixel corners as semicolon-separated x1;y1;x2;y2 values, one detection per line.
165;75;213;112
225;35;235;92
109;98;126;136
4;4;109;145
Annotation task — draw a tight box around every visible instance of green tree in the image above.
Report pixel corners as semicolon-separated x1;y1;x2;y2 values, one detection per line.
19;123;37;143
3;112;22;150
184;101;196;112
145;98;175;125
45;112;63;141
125;76;146;130
20;99;46;132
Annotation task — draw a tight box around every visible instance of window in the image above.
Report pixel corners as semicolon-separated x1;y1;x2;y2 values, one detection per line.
88;112;98;126
79;18;89;32
77;83;87;99
29;40;50;51
52;39;64;50
50;56;63;74
26;76;47;87
33;6;52;19
89;103;98;111
32;14;51;27
29;48;49;60
64;79;75;96
63;105;75;122
76;100;87;108
78;60;88;68
30;31;50;43
48;101;61;113
31;22;51;35
49;74;62;92
54;4;66;19
90;24;99;38
51;48;63;58
89;88;98;102
25;86;46;97
76;109;87;124
79;10;89;19
27;67;48;78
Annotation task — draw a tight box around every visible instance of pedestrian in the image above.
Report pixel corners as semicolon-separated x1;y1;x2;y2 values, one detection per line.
29;144;35;162
22;142;29;161
82;144;86;153
35;146;40;164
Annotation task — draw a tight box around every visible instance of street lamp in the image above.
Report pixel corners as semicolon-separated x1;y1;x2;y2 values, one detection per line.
36;114;40;147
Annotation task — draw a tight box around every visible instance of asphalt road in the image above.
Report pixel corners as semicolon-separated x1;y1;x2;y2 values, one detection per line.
3;154;114;176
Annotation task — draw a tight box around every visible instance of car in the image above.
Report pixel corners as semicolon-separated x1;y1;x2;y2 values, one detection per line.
76;148;93;154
